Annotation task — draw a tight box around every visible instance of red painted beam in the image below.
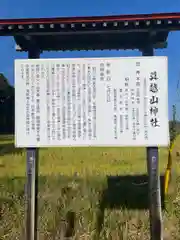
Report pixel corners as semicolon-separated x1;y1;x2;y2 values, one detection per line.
0;12;180;25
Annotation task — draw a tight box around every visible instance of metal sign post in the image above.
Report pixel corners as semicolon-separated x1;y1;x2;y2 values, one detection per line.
142;47;163;240
26;49;40;240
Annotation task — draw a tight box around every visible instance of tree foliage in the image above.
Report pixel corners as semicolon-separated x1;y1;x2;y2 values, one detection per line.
0;73;14;134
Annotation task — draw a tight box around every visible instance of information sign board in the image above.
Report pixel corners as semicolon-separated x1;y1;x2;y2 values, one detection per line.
15;57;169;147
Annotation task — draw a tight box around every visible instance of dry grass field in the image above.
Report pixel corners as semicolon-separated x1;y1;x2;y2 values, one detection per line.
0;135;180;239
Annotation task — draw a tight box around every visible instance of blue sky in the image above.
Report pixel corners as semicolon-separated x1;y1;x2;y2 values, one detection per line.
0;0;180;119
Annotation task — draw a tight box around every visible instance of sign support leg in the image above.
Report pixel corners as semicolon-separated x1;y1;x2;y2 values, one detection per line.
142;46;163;240
26;49;40;240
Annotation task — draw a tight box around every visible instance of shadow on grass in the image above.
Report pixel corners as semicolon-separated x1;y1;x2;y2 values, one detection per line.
0;174;165;239
0;143;23;156
102;175;165;209
95;174;165;239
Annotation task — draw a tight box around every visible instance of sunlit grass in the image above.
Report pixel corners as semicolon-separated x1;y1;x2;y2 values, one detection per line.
0;136;180;239
0;139;170;178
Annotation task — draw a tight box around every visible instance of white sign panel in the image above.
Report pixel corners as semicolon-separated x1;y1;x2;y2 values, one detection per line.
15;57;169;147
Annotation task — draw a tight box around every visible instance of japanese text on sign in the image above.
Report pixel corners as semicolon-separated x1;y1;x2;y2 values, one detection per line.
15;57;169;147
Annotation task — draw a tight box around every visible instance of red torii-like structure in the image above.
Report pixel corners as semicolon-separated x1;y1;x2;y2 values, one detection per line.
1;12;180;51
0;12;177;240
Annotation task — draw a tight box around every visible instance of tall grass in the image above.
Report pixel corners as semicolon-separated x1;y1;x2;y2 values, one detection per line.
0;136;180;239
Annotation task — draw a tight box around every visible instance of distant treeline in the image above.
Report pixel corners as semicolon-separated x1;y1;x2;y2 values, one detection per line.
0;74;14;134
0;73;180;136
169;120;180;140
169;121;180;131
